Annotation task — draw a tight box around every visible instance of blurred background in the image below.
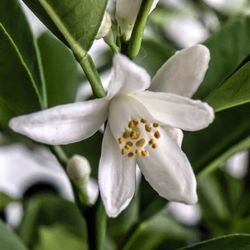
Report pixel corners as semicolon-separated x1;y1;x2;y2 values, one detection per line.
0;0;250;249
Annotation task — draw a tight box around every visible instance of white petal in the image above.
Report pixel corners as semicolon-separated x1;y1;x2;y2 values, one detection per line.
96;11;112;39
116;0;142;39
9;99;109;145
87;178;99;205
150;45;210;97
137;128;197;204
164;127;183;147
135;91;214;131
107;0;116;17
108;94;153;138
99;125;136;217
107;54;150;98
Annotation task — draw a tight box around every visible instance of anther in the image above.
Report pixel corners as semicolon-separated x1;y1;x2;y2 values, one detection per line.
126;141;133;147
123;131;130;138
128;152;134;157
152;143;157;149
118;137;124;144
145;124;152;132
149;139;154;145
133;120;139;126
128;120;138;128
125;144;131;150
136;138;145;148
121;149;127;155
154;131;161;139
142;150;149;157
135;149;141;156
153;123;159;128
130;131;139;139
140;118;146;123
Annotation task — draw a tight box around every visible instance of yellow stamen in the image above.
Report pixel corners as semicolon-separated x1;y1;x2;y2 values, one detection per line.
136;138;146;148
145;124;152;132
142;150;149;157
154;131;161;139
128;152;134;157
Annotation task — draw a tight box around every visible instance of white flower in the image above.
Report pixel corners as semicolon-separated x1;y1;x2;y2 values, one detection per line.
108;0;159;40
9;45;214;217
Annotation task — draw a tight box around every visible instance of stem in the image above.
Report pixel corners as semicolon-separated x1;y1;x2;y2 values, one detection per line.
127;0;154;59
76;53;106;98
96;201;107;250
83;198;107;250
49;145;107;250
49;146;82;209
104;31;120;54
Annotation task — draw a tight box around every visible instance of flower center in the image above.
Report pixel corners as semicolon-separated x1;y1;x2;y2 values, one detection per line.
117;118;161;158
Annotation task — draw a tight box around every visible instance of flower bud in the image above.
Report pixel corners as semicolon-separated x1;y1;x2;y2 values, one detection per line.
96;11;112;39
116;0;159;40
67;155;98;205
67;154;90;183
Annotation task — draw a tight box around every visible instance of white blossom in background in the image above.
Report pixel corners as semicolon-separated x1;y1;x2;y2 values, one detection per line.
204;0;248;14
165;15;209;47
9;45;214;217
225;151;249;179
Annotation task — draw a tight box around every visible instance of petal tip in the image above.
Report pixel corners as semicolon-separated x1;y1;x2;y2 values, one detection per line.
9;117;21;133
193;44;210;59
204;102;215;126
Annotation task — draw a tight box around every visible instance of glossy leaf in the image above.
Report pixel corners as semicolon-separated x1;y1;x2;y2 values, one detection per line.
0;219;28;250
198;136;250;177
122;213;195;250
183;104;250;174
198;167;247;236
18;194;88;248
37;32;79;107
0;192;17;211
34;224;88;250
135;38;174;76
23;0;107;55
195;16;250;99
0;0;44;126
179;234;250;250
205;61;250;112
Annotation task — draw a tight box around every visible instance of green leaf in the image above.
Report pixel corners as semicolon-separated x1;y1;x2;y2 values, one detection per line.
195;16;250;99
198;169;245;236
198;136;250;177
183;104;250;174
135;38;174;76
178;234;250;250
0;219;28;250
0;192;17;211
23;0;107;56
18;194;88;248
108;194;139;242
205;61;250;112
122;213;195;250
0;0;45;126
35;224;88;250
37;32;79;107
